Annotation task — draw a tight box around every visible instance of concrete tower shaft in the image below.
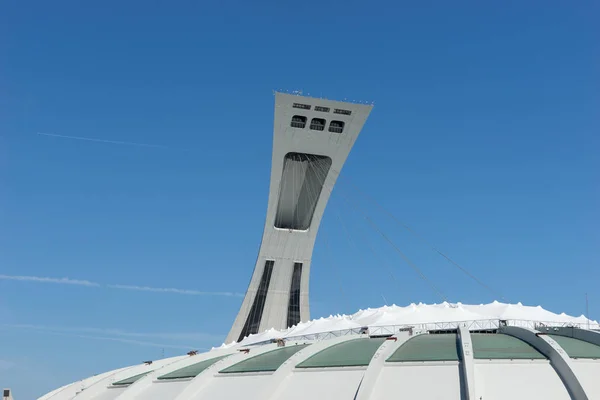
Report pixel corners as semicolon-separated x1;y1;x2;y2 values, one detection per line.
226;93;372;343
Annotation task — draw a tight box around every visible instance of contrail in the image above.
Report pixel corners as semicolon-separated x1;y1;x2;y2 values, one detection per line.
36;132;176;150
0;274;242;297
4;325;198;350
4;323;219;341
3;323;216;347
0;274;99;287
107;284;244;297
63;333;198;350
0;360;14;371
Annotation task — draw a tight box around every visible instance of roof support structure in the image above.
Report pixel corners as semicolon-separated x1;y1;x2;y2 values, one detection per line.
173;343;282;400
262;335;359;400
112;351;236;400
537;326;600;346
66;358;184;400
499;326;589;400
354;331;413;400
457;325;475;400
48;366;146;400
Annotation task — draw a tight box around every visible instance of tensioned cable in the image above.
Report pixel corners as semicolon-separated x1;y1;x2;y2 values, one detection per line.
308;165;448;303
362;214;449;302
303;155;348;308
332;167;506;302
307;157;404;301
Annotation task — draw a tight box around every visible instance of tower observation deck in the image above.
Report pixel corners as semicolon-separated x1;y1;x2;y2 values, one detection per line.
226;93;373;343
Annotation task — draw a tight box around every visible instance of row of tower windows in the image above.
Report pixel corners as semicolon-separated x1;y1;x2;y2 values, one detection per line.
291;115;345;133
292;102;352;116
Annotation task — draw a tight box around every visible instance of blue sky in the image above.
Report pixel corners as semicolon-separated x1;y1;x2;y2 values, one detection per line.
1;1;598;398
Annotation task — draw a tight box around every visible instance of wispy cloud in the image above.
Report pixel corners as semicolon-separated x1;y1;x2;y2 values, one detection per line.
0;359;15;370
0;274;99;287
0;274;241;297
64;334;199;350
44;332;199;350
37;132;182;151
4;323;221;342
3;323;219;349
108;284;243;297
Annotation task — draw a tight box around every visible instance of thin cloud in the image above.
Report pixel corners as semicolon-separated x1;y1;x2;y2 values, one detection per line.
65;334;201;350
0;360;15;371
108;284;244;297
3;323;218;348
0;274;241;297
42;331;197;350
0;274;99;287
37;132;182;151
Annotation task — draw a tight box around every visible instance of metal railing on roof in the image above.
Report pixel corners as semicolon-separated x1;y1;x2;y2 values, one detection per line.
241;319;600;346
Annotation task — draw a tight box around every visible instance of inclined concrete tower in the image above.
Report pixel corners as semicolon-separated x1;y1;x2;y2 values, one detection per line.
226;92;373;343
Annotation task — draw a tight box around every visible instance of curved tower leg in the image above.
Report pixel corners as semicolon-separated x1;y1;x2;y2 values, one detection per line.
226;93;373;343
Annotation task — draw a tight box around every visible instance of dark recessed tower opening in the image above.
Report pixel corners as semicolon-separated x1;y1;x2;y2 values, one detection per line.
287;262;303;328
274;153;332;230
310;118;326;131
291;115;307;128
329;120;345;133
238;260;274;342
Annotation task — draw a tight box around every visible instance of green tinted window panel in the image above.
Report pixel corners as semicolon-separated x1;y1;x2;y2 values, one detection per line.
220;345;310;373
296;338;385;368
471;333;545;359
112;371;151;386
387;334;460;362
548;335;600;359
158;355;230;380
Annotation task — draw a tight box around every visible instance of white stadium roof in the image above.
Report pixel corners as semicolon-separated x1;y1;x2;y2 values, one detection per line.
231;301;599;347
38;302;600;400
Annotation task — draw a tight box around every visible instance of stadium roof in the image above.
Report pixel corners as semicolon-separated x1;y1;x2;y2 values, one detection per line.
38;302;600;400
229;300;598;347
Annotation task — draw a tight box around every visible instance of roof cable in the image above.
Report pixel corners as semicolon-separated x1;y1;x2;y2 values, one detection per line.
338;171;506;302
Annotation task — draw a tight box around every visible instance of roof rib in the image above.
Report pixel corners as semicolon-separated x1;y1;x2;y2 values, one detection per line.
499;326;590;400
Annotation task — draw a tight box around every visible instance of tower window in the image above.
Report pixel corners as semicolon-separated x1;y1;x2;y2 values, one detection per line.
291;115;307;129
310;118;326;131
293;103;311;110
334;108;352;115
329;120;345;133
275;153;332;230
314;106;330;113
287;263;303;328
238;260;275;342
